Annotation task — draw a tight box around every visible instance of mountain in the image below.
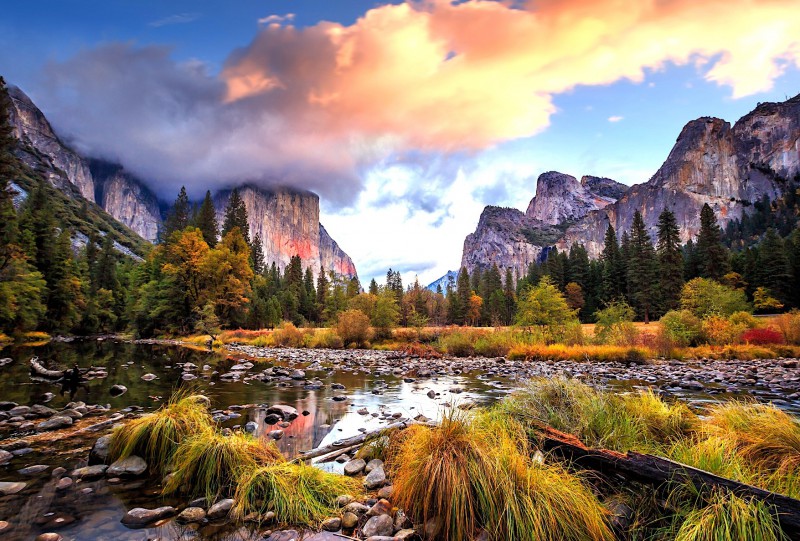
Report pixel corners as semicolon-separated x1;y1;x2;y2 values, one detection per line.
461;94;800;272
6;83;358;279
214;187;358;279
461;172;628;277
426;270;458;294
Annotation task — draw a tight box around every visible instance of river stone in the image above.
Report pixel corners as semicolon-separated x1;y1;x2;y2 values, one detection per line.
71;464;108;480
177;507;206;523
268;429;284;440
37;415;73;431
18;464;49;475
107;455;147;477
362;515;394;538
395;529;416;540
336;494;354;507
365;459;383;473
89;434;112;465
31;404;57;417
264;413;282;425
207;498;235;520
34;534;62;541
377;485;393;499
344;502;370;515
51;467;66;477
341;512;359;529
121;506;176;527
0;449;12;465
426;390;436;399
56;477;73;490
109;385;127;397
245;421;258;433
0;401;17;410
141;373;157;381
321;517;341;531
0;521;9;532
0;481;26;495
9;405;30;416
364;466;386;489
266;405;298;421
367;499;391;517
344;458;366;476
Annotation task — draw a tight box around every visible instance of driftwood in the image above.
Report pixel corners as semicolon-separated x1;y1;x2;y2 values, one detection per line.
294;418;435;463
29;357;64;379
535;423;800;536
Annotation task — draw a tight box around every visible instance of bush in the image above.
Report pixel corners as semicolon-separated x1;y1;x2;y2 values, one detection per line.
659;311;703;347
774;310;800;345
507;344;653;364
729;311;760;329
272;321;304;348
680;278;751;318
741;328;785;345
701;315;746;346
474;330;515;357
308;329;344;349
335;309;372;347
440;330;477;357
594;301;637;345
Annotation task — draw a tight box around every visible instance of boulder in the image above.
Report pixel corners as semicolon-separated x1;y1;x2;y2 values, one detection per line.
266;405;298;421
364;466;387;490
176;507;206;523
341;512;359;529
362;515;394;538
89;434;112;465
70;464;108;480
367;499;391;517
36;415;72;431
344;458;366;476
365;459;383;473
121;506;176;527
0;449;12;465
321;517;342;531
0;481;26;495
109;385;128;397
107;455;148;477
207;498;235;520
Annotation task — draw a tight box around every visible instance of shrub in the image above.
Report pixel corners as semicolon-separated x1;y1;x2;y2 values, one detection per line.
729;311;760;329
164;431;284;500
507;344;653;364
272;321;304;348
109;394;213;473
308;329;344;349
335;309;372;347
594;301;637;345
741;328;785;345
474;330;515;357
680;278;751;318
234;463;362;527
774;310;800;345
701;315;745;346
659;310;702;347
440;330;478;357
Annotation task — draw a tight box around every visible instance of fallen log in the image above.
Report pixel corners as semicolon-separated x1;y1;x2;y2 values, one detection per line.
534;423;800;536
29;357;64;379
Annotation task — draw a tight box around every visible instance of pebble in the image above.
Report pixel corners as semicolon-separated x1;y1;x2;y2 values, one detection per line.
121;506;176;527
0;481;26;495
107;455;148;477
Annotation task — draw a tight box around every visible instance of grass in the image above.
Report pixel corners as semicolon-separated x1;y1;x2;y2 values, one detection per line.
507;344;652;363
234;463;361;526
163;431;284;500
672;492;787;541
109;393;214;472
386;409;613;541
500;378;696;453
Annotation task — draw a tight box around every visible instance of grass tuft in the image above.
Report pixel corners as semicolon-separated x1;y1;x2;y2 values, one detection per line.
234;462;361;526
673;492;787;541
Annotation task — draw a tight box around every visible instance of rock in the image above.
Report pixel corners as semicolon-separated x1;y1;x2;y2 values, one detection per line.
357;408;369;415
89;434;113;465
121;506;176;527
364;465;387;489
141;373;157;381
367;499;392;517
344;458;366;476
18;464;49;475
34;534;62;541
344;502;370;515
207;498;235;520
365;459;383;473
268;429;284;440
0;449;12;465
31;404;57;417
394;509;412;530
332;395;347;402
426;390;436;399
0;481;26;495
56;477;73;490
264;413;282;425
177;507;207;523
321;517;342;531
377;485;393;499
245;421;258;433
71;464;108;480
107;455;148;477
266;405;298;421
0;521;9;533
336;494;354;507
395;529;416;540
365;537;397;541
36;415;73;431
51;467;66;477
109;384;128;397
341;512;359;529
362;515;394;538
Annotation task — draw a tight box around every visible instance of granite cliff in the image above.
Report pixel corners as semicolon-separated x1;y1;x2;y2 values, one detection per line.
460;94;800;274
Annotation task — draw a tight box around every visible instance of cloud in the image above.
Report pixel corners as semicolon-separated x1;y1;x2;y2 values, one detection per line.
608;115;624;123
148;13;201;28
34;0;800;206
258;14;295;26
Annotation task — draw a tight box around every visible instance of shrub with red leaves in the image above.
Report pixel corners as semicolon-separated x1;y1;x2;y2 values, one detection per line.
740;327;785;345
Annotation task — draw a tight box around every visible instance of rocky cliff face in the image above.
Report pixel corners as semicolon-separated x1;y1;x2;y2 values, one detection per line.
90;161;162;242
7;86;95;202
525;171;626;225
215;186;357;279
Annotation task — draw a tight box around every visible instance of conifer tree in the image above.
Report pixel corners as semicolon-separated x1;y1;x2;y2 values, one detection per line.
222;188;250;243
162;186;190;240
316;266;330;313
368;278;379;296
250;233;265;275
600;224;624;302
627;211;659;322
683;239;701;281
503;267;516;325
756;228;792;304
696;203;729;280
195;190;218;247
656;209;684;311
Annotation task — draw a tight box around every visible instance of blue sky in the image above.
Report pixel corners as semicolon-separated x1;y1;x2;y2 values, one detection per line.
2;1;799;286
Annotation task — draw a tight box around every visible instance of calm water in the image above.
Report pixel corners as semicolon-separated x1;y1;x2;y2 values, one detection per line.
0;340;510;541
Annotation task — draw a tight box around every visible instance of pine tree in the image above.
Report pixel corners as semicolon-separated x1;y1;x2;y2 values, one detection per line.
250;233;265;275
627;211;659;322
0;77;21;270
600;224;624;302
368;278;379;296
683;239;701;280
316;266;330;315
756;228;792;305
502;268;516;325
222;188;250;243
162;186;190;240
656;209;684;312
194;190;218;247
696;203;729;280
544;247;565;289
567;243;590;289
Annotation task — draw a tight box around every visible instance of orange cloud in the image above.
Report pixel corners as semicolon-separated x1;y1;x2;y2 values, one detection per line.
221;0;800;150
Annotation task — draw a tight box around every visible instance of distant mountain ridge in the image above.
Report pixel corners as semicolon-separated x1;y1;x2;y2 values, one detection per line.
6;83;358;279
457;94;800;277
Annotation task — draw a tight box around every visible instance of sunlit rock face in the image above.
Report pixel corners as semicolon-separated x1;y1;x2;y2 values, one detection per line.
7;85;95;201
90;161;162;242
526;171;626;226
215;186;358;279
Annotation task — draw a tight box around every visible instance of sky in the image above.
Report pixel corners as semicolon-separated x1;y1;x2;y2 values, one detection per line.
2;0;800;287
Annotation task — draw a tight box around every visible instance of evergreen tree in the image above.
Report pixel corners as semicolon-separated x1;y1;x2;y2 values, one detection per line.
620;231;632;301
600;224;624;302
627;211;659;322
162;186;190;240
222;188;250;243
194;190;218;247
756;228;792;305
502;268;516;325
368;278;379;296
46;229;84;332
696;203;729;280
0;77;21;270
250;233;265;275
96;235;120;292
544;247;566;289
656;209;684;312
317;266;330;315
683;239;701;281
